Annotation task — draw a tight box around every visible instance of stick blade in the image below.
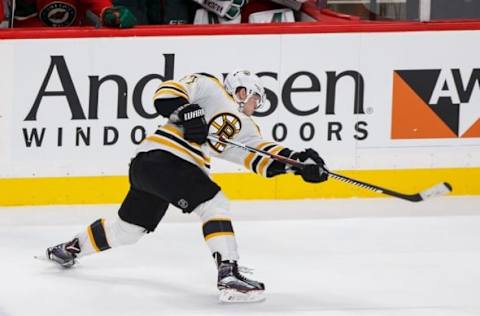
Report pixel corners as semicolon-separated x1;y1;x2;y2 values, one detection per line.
419;182;452;201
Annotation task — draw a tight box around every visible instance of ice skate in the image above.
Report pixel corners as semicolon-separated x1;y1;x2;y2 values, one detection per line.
215;253;265;303
46;238;80;268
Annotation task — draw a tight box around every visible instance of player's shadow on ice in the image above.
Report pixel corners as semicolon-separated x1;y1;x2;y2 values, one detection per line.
40;268;219;307
37;268;408;313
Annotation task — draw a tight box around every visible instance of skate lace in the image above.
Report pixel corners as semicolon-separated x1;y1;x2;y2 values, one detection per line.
65;238;80;256
234;265;257;283
238;266;254;275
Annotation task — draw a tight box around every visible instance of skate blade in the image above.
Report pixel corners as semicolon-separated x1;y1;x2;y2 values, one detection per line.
218;289;265;303
34;254;49;262
34;254;77;268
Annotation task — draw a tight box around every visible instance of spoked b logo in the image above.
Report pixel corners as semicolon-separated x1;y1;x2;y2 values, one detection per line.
391;69;480;139
207;112;242;153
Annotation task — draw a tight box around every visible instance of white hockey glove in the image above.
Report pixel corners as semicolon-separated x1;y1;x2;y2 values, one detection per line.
192;0;247;20
194;8;242;24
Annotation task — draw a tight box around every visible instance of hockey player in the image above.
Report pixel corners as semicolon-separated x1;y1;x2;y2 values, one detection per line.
46;70;328;303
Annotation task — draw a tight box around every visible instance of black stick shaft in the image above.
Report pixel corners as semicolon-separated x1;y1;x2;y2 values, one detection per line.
209;135;436;202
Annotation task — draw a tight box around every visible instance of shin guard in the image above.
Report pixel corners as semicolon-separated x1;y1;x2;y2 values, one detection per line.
75;216;146;257
194;192;239;261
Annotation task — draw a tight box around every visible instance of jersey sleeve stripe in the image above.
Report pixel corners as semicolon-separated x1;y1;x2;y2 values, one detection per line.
243;141;274;170
156;80;189;95
270;145;284;156
244;152;256;170
254;144;277;174
263;144;277;152
153;88;189;101
246;143;275;174
251;155;263;174
167;81;189;95
258;145;284;176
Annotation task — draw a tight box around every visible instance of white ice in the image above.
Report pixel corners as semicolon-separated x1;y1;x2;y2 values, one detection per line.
1;197;480;316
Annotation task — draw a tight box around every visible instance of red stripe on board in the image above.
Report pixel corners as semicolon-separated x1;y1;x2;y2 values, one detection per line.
1;21;480;40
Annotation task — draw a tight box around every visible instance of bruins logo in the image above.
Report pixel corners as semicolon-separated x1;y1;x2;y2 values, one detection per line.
208;113;242;153
40;2;77;27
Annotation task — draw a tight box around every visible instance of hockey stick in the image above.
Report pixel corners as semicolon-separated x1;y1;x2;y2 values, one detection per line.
208;135;452;202
8;0;15;28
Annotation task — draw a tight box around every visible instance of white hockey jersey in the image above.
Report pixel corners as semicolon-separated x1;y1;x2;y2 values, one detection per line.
136;73;287;177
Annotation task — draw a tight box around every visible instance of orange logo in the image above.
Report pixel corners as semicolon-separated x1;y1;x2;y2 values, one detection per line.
391;69;480;139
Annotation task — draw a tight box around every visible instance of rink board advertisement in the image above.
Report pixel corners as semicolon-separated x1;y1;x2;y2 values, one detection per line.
0;29;479;205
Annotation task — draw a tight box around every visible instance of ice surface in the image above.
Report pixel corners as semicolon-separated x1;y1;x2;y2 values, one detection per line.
1;197;480;316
